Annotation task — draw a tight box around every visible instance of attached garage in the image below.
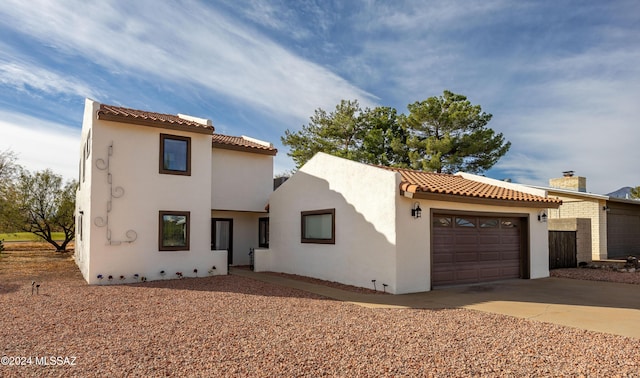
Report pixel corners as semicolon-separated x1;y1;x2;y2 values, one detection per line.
432;212;528;287
607;198;640;258
261;153;562;294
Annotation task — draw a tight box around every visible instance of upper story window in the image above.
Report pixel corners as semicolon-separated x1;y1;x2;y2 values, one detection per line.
301;209;335;244
160;134;191;176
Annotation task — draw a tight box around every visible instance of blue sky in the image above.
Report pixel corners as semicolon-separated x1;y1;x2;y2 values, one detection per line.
0;0;638;194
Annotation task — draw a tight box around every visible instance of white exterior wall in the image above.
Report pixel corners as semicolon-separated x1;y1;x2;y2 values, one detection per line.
74;99;98;279
262;153;551;294
263;153;400;293
211;148;273;212
77;99;226;284
394;199;549;293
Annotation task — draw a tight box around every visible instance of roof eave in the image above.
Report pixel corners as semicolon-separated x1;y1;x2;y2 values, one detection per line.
97;112;214;135
404;191;562;209
212;142;277;156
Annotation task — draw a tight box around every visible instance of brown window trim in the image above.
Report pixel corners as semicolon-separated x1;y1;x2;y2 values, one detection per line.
159;211;190;251
159;134;191;176
301;208;335;244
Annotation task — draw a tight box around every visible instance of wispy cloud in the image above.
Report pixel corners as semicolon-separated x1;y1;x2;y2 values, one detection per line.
0;0;636;192
0;0;376;122
0;56;98;99
0;110;79;180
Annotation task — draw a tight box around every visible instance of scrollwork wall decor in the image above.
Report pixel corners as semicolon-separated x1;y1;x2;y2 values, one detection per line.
94;142;138;245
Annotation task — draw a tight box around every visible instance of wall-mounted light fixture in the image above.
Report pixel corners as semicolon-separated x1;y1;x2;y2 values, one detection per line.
537;210;547;223
602;206;610;212
411;202;422;219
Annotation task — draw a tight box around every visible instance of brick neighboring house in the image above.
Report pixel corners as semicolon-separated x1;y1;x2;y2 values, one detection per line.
529;172;640;262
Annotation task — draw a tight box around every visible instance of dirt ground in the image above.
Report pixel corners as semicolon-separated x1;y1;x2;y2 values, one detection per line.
0;242;79;282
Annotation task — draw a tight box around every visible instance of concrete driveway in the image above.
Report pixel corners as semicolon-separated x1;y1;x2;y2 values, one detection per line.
232;269;640;339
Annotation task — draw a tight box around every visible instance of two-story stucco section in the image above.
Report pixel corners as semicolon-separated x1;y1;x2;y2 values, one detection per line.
75;99;225;284
258;153;560;294
210;135;276;265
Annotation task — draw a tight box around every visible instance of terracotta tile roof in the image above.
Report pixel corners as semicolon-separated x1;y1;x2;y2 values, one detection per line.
381;166;562;206
97;104;214;134
212;134;277;156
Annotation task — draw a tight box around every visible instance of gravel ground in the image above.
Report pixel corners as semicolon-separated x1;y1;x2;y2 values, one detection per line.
1;251;640;377
551;267;640;285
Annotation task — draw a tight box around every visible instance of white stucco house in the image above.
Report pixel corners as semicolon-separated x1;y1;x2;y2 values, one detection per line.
75;99;276;284
255;153;562;294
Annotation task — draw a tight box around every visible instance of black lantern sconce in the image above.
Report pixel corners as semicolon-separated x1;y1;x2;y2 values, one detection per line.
411;202;422;219
537;210;547;223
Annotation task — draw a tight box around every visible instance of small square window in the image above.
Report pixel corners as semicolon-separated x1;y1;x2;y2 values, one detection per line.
159;211;190;251
160;134;191;176
301;209;335;244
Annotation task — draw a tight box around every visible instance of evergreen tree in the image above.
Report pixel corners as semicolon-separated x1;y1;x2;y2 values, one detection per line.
401;90;510;173
282;91;510;174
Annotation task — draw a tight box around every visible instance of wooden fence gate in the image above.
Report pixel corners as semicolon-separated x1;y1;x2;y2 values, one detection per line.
549;231;577;269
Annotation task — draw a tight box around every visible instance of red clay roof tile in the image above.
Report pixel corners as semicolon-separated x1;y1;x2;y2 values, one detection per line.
212;134;277;156
381;166;561;206
97;104;214;134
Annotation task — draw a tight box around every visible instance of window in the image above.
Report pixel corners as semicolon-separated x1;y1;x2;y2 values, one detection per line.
81;143;86;183
480;219;499;228
160;134;191;175
301;209;335;244
159;211;190;251
78;212;83;241
258;217;269;248
433;216;452;228
455;217;476;228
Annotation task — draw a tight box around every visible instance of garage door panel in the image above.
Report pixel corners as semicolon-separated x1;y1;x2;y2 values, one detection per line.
479;251;500;261
479;235;500;244
455;269;480;281
501;266;520;276
454;235;479;244
501;236;520;244
432;270;454;284
433;234;454;244
456;252;479;262
433;213;524;287
478;267;501;280
501;250;520;260
433;254;454;264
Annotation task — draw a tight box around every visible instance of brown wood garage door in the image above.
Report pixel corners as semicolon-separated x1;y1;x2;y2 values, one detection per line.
432;214;524;287
607;212;640;258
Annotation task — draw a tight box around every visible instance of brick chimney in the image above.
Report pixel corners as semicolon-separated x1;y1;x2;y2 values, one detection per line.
549;171;587;192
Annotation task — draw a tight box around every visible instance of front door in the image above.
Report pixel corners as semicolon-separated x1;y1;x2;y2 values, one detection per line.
212;218;233;265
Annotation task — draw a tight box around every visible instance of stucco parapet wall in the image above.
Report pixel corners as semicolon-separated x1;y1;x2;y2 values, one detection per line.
97;103;214;134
